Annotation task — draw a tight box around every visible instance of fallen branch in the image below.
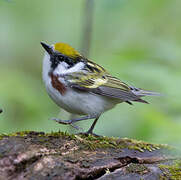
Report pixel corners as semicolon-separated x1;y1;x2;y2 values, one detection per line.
0;131;180;179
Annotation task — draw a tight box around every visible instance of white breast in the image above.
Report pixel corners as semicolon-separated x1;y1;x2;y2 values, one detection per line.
42;53;119;116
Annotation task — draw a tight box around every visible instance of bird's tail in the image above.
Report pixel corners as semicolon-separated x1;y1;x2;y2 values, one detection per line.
132;89;162;97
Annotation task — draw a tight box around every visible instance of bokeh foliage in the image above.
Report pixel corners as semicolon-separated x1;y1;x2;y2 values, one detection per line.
0;0;181;146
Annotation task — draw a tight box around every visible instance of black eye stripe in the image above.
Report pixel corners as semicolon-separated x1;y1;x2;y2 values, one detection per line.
50;52;84;70
50;54;77;69
50;56;59;69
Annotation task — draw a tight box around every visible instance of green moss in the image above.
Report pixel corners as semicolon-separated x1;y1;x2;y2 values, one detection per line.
126;163;149;175
0;131;35;138
69;134;170;152
0;131;69;138
73;134;124;150
0;133;10;140
115;137;170;152
159;160;181;179
0;131;171;152
123;138;168;152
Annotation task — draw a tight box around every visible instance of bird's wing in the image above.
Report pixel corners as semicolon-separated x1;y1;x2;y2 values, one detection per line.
63;61;147;103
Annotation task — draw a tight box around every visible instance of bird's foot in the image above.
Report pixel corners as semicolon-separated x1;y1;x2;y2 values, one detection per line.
51;118;72;124
50;118;82;130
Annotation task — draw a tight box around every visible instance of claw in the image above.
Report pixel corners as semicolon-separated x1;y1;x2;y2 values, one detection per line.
50;118;83;131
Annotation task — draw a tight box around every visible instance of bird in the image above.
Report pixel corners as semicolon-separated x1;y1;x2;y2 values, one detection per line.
41;42;160;135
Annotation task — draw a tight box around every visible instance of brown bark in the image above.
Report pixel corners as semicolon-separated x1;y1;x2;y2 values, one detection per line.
0;131;180;180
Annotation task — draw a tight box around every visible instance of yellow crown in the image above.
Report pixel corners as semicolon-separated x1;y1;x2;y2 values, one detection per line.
54;43;81;58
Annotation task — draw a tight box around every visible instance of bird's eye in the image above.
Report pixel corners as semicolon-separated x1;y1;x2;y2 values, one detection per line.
57;55;64;61
65;57;74;67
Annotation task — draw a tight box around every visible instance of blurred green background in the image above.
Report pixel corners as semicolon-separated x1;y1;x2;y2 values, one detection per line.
0;0;181;146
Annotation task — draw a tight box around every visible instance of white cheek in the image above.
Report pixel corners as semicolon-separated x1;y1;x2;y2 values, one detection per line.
57;62;85;75
54;62;69;75
67;62;85;73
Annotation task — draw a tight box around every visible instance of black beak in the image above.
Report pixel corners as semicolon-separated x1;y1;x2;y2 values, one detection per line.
40;42;53;55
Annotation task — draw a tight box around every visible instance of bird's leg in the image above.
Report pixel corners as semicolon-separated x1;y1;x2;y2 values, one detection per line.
51;115;97;130
78;116;101;136
86;117;100;134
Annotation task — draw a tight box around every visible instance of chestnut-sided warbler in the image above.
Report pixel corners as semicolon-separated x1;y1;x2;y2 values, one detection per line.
41;42;160;135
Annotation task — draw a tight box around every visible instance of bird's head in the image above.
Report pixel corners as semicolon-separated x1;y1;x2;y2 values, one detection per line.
41;42;83;69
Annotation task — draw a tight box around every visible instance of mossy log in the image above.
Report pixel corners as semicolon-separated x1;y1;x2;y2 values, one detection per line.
0;131;181;180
